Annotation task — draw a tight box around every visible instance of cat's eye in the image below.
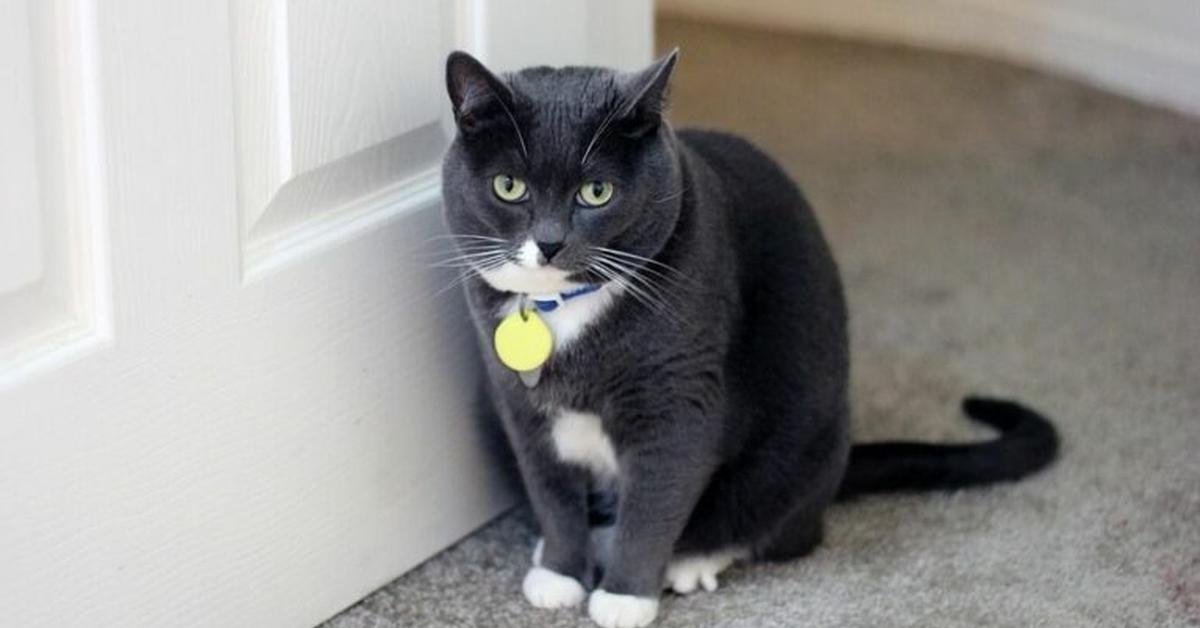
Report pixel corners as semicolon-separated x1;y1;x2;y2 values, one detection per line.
577;181;615;207
492;175;528;202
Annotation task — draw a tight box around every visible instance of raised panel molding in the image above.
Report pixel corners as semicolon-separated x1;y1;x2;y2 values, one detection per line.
0;1;44;296
0;0;112;391
230;0;455;281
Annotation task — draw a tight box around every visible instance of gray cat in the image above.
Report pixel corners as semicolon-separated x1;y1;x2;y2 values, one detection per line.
439;49;1058;628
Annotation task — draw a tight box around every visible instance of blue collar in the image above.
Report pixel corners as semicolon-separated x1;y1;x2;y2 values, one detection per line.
531;285;601;312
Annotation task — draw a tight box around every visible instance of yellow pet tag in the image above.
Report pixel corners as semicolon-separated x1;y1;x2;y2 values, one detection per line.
494;309;553;372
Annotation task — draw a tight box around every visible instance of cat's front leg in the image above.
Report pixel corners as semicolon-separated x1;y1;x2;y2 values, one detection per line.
588;432;714;628
506;414;594;609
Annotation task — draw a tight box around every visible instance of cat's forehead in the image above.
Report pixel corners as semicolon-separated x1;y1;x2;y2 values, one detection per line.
507;66;620;115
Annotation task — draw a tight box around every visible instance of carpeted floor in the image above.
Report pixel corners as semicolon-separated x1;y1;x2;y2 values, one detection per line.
323;17;1200;628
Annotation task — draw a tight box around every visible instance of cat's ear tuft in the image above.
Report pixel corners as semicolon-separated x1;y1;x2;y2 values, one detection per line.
445;51;513;133
617;48;679;138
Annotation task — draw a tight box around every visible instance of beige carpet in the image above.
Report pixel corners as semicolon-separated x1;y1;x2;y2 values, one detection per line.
323;17;1200;628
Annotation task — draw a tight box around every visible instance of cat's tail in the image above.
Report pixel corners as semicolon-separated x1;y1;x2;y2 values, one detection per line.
836;396;1059;499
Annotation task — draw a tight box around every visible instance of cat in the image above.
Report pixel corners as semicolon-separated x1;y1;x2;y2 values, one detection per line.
439;49;1059;628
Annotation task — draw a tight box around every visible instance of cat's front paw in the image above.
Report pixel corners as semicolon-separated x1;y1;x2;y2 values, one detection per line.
588;589;659;628
522;566;586;609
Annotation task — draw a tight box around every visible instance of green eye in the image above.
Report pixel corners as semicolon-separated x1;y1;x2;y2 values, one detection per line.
577;181;614;207
492;174;528;202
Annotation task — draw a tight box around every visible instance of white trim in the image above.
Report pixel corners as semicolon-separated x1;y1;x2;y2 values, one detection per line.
75;0;112;343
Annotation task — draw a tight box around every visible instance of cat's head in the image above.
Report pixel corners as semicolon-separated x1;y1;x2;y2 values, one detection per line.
441;50;682;296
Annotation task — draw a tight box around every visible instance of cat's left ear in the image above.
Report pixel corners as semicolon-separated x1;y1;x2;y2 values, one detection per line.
616;48;679;138
445;50;516;134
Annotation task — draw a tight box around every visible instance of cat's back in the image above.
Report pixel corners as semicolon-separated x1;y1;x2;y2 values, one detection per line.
674;127;848;460
675;128;820;233
675;128;797;200
675;128;833;275
676;128;775;169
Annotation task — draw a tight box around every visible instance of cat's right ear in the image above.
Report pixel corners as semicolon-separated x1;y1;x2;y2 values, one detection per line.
616;48;680;138
446;51;514;134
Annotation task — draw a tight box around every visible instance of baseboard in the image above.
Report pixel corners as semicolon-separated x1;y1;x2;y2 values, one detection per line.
658;0;1200;118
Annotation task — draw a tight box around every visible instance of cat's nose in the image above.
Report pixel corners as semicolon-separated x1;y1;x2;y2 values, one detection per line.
535;240;564;262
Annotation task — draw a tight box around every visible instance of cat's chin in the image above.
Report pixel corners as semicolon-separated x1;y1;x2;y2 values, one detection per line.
480;261;587;295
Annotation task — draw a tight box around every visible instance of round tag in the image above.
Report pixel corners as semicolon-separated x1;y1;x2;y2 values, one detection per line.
494;310;553;372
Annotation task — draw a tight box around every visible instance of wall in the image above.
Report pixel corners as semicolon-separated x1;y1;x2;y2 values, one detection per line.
658;0;1200;117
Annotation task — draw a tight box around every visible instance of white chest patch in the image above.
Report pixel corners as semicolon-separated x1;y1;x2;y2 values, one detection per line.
550;409;618;479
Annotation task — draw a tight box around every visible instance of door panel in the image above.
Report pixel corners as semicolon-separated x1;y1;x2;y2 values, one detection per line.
229;0;454;281
0;0;111;389
0;1;651;627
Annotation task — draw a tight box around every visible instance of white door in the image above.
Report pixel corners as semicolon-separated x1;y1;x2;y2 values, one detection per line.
0;1;652;627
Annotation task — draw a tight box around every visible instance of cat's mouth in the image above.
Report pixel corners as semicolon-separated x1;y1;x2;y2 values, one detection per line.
473;238;597;295
479;259;589;296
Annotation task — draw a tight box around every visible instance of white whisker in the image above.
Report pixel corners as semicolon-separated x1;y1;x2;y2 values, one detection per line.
650;188;687;204
590;256;684;324
428;249;509;268
592;246;698;287
422;233;508;244
432;254;512;299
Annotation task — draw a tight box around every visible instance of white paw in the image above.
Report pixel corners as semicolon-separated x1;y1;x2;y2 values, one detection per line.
531;537;544;567
663;550;742;595
522;566;586;609
588;589;659;628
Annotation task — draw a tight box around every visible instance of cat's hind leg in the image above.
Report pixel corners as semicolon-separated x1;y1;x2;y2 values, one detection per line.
758;510;824;562
663;547;748;594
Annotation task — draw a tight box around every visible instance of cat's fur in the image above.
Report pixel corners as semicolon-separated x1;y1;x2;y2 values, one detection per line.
440;50;1059;628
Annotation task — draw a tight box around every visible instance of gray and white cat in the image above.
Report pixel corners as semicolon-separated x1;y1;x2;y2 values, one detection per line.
439;50;1058;628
